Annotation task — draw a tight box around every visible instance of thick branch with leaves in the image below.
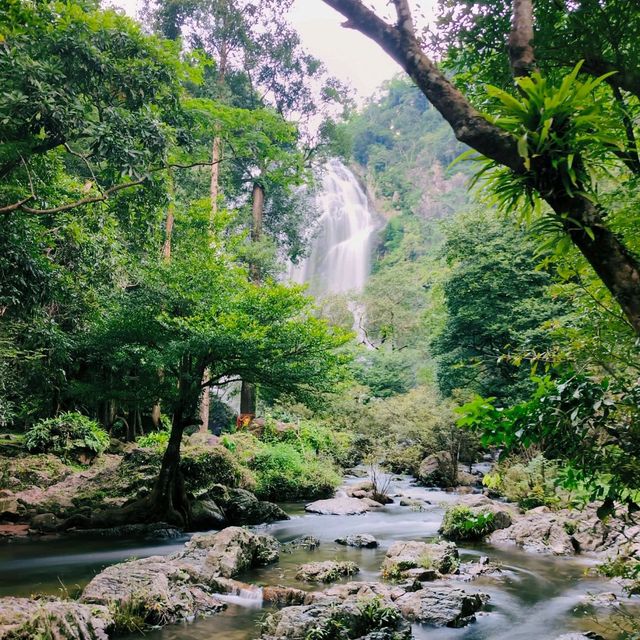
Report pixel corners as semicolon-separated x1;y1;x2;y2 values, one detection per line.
320;0;640;336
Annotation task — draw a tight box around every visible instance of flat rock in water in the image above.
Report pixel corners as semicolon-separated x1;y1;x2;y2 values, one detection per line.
382;540;459;578
0;596;113;640
304;497;370;515
282;535;321;553
335;533;378;548
81;526;278;627
296;560;360;583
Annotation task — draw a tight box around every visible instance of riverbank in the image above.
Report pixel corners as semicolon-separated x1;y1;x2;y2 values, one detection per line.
1;474;638;639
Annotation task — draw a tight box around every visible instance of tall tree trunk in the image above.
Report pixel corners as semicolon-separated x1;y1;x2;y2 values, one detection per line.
240;381;257;417
146;404;190;525
320;0;640;336
153;170;176;428
240;182;265;418
508;0;537;77
200;47;228;433
162;168;176;263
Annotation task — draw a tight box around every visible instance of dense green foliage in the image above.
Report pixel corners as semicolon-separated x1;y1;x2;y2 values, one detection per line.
221;420;348;501
2;0;640;532
459;374;640;512
337;68;639;514
440;505;496;541
431;209;566;403
24;412;109;461
482;455;560;510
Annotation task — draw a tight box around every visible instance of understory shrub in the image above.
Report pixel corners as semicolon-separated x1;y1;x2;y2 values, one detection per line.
24;412;109;462
136;430;169;450
598;557;640;595
440;505;495;541
483;455;560;509
222;430;342;501
252;442;341;501
261;417;354;466
180;446;246;495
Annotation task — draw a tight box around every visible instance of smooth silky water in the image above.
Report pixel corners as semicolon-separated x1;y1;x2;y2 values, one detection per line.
0;475;633;640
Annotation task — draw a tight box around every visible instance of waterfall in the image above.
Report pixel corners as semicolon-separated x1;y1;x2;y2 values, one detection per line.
289;159;379;297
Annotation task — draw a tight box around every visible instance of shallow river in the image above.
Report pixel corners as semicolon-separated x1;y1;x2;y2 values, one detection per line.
0;475;632;639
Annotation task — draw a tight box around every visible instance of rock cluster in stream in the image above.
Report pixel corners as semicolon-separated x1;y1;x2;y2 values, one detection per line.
296;560;360;583
0;525;495;639
447;494;640;561
80;526;278;621
260;581;487;639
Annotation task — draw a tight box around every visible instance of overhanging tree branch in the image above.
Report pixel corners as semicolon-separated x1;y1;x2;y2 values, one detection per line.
321;0;522;170
16;178;148;215
0;159;224;215
392;0;415;37
320;0;640;336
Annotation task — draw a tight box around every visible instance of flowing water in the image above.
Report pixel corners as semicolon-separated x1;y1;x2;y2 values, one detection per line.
0;476;633;640
288;158;379;297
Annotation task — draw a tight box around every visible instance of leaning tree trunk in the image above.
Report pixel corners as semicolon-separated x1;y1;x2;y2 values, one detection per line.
146;405;190;526
146;359;203;527
320;0;640;336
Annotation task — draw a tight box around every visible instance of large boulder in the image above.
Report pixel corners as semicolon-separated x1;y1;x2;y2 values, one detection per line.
382;540;459;580
183;526;280;577
440;496;515;541
0;490;19;519
209;485;289;526
81;526;279;628
190;497;227;530
305;497;371;515
296;561;360;583
489;507;577;555
484;501;640;557
260;593;411;640
417;451;456;487
30;512;63;533
455;494;516;530
394;586;488;627
0;596;113;639
81;555;224;626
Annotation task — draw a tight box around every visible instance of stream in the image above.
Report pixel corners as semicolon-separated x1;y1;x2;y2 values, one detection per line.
0;475;631;639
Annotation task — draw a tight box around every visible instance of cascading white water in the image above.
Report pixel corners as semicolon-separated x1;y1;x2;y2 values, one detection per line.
289;159;379;297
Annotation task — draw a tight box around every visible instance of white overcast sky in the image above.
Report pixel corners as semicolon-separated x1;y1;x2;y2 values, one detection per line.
111;0;437;99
